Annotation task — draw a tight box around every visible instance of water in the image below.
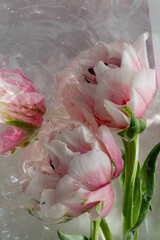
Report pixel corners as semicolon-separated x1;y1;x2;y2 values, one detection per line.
0;0;100;109
0;0;159;239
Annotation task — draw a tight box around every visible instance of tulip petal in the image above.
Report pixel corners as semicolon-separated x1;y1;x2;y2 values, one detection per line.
0;124;25;154
131;69;156;108
56;174;81;201
105;41;124;61
127;88;147;117
86;183;114;220
98;125;123;178
39;187;97;222
121;45;141;71
104;99;130;127
55;124;94;154
40;189;67;222
57;177;96;216
69;42;109;69
27;172;60;196
82;108;98;131
132;32;149;69
56;176;99;218
44;140;79;175
0;69;46;131
68;149;112;189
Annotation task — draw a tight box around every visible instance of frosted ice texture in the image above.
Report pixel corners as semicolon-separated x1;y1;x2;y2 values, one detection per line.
0;0;160;239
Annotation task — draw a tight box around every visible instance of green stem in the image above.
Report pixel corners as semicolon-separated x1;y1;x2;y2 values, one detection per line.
100;218;114;240
122;135;139;239
91;219;101;240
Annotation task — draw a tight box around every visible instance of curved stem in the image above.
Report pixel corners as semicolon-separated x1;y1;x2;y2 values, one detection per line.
122;135;139;239
100;218;114;240
91;219;101;240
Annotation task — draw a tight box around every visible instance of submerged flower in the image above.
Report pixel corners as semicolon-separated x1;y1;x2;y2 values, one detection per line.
0;69;46;154
18;120;123;223
51;33;156;129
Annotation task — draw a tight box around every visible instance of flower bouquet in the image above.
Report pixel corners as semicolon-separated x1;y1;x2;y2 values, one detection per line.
0;1;160;240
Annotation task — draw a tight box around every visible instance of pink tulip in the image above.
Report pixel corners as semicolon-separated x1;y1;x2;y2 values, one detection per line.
51;33;156;129
0;69;46;154
0;124;25;155
18;120;123;223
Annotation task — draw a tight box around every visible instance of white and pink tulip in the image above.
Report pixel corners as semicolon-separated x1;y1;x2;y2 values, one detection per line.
0;69;46;154
18;120;123;223
51;33;156;130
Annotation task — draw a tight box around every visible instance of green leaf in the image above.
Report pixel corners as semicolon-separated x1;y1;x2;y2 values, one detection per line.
118;106;146;141
141;142;160;197
57;230;88;240
126;142;160;236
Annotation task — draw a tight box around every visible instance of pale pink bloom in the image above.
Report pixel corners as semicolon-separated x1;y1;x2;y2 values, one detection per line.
18;120;123;223
0;69;46;154
52;33;156;129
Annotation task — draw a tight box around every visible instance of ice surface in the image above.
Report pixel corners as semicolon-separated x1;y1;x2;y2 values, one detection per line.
0;0;160;239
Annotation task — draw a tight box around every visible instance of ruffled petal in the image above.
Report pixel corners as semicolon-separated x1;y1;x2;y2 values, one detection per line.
55;124;94;153
44;139;79;175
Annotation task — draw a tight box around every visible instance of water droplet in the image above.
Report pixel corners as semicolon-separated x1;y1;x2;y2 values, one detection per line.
10;176;19;183
44;226;49;230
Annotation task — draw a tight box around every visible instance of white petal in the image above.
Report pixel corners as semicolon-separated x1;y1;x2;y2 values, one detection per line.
39;189;67;222
104;99;129;127
56;123;95;153
27;172;60;196
121;45;140;71
44;140;79;175
68;149;112;189
127;88;147;117
98;125;123;178
56;174;84;202
130;69;156;107
132;32;149;69
95;61;109;79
